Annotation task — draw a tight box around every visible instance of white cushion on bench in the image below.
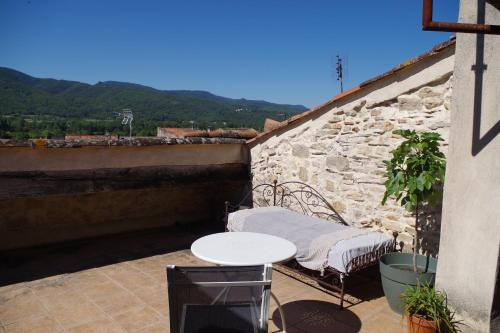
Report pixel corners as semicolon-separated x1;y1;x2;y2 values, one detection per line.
228;207;393;273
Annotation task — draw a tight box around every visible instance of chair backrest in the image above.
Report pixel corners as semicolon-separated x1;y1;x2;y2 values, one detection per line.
166;265;272;333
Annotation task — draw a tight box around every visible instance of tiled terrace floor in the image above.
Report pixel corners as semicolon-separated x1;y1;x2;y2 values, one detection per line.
0;225;406;333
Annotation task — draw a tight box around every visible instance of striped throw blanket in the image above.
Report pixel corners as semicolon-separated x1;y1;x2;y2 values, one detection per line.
228;207;371;272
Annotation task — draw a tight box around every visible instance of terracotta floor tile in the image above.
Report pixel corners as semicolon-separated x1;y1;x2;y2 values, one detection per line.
65;270;110;290
30;276;72;298
93;292;145;316
0;286;29;303
359;310;406;333
268;319;306;333
134;320;169;333
0;294;47;325
112;306;161;332
0;249;409;333
3;314;63;333
294;311;358;333
67;318;126;333
49;300;105;328
340;300;382;324
269;302;318;328
107;272;157;292
38;289;84;310
137;290;169;319
81;281;128;301
127;258;161;273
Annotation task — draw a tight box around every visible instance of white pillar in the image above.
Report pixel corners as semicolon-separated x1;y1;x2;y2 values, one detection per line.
436;1;500;332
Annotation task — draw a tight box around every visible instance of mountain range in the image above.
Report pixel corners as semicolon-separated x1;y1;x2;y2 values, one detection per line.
0;67;307;131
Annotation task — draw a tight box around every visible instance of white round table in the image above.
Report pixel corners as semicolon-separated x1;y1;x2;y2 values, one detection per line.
191;231;297;266
190;232;297;333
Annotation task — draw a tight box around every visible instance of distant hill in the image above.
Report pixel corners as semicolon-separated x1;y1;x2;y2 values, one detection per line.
167;90;306;112
0;67;307;131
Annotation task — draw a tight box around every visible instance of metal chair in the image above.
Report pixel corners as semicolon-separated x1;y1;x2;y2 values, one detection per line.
166;264;273;333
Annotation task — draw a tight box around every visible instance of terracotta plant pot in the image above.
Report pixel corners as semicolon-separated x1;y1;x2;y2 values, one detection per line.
407;315;437;333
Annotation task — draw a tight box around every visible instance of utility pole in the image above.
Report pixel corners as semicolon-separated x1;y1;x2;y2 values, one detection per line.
336;55;344;93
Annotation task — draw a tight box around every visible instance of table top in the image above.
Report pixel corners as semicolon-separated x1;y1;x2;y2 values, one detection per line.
191;232;297;266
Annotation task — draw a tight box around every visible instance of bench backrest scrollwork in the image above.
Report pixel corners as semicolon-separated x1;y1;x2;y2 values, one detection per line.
226;180;349;226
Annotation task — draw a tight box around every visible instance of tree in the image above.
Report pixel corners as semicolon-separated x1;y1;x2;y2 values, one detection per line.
382;130;446;272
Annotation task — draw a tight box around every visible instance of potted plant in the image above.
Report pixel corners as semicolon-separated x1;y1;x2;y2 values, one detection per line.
402;284;461;333
379;130;446;313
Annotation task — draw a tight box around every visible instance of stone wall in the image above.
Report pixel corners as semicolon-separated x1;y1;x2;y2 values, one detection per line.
249;44;455;252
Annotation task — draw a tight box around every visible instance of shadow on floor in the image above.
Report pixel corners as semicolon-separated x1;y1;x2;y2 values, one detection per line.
0;221;221;286
272;300;362;332
276;264;385;308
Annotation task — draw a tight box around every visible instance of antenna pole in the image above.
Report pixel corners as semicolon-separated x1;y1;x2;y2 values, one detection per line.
336;55;344;93
115;109;134;139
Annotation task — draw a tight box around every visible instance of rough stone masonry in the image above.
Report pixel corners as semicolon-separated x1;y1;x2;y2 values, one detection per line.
250;63;453;254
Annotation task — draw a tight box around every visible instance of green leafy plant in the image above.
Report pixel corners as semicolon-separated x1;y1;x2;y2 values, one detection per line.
402;284;461;333
382;130;446;272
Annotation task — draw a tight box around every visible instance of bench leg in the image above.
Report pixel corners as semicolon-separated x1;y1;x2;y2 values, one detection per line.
339;274;346;310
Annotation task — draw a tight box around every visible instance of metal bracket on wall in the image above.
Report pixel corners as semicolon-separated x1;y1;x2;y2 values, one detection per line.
422;0;500;34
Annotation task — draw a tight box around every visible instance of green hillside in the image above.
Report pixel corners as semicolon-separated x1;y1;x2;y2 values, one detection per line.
0;67;306;139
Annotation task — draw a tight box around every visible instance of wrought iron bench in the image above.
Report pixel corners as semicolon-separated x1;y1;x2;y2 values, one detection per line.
224;180;398;309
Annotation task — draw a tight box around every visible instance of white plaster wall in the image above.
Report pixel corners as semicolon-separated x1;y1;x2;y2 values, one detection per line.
250;45;455;252
435;1;500;332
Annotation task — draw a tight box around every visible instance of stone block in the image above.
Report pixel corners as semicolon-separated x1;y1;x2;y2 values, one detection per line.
310;142;326;151
292;144;309;158
417;86;442;99
371;109;382;116
397;94;421;111
342;179;354;185
325;180;336;192
384;122;395;131
365;99;377;109
343;173;354;180
329;116;344;123
321;129;340;136
347;192;365;202
382;219;405;232
326;155;349;171
429;121;450;130
298;167;308;181
330;200;346;213
385;214;400;221
353;99;366;112
422;97;443;109
444;101;451;110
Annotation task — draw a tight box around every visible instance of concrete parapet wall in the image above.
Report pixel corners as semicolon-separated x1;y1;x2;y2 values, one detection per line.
0;143;250;250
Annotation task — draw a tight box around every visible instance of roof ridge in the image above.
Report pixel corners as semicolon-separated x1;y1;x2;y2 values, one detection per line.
247;37;456;146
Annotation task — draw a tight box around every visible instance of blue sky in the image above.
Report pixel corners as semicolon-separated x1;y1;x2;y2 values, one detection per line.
0;0;458;107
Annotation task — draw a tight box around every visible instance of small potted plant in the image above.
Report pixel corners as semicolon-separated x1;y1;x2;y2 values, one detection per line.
402;284;461;333
379;130;446;313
